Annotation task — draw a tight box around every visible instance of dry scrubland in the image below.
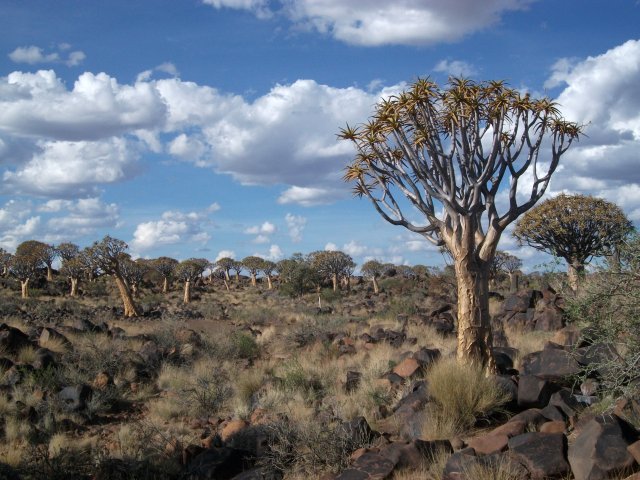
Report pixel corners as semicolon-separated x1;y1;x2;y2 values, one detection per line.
0;266;638;479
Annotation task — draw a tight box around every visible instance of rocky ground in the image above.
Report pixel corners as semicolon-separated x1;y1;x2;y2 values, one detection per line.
0;273;638;479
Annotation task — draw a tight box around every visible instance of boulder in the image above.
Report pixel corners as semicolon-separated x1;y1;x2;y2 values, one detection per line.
335;450;395;480
345;371;362;393
517;375;557;409
185;446;254;479
0;323;32;354
39;327;71;350
520;343;581;381
568;414;638;480
392;358;420;379
508;432;569;479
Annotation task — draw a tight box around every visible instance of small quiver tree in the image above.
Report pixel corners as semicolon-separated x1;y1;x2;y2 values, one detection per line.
87;236;141;318
514;194;633;292
242;256;265;288
361;260;383;294
120;257;149;297
175;258;208;304
340;77;581;368
215;257;234;282
151;256;178;294
0;248;12;277
260;260;277;290
60;249;89;297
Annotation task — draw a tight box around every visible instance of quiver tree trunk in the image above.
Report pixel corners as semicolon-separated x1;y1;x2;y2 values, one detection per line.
114;274;140;317
266;276;273;290
20;279;29;299
250;273;257;287
342;275;351;291
70;277;79;297
332;273;338;292
223;278;230;291
46;266;53;282
183;280;191;304
162;277;169;294
567;259;585;292
372;277;380;294
509;273;519;293
454;256;495;371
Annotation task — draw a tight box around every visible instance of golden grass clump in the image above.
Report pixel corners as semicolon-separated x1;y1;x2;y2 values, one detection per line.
423;357;510;439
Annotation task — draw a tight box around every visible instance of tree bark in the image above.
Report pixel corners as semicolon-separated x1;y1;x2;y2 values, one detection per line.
332;273;338;292
183;280;191;304
114;274;140;317
266;276;273;290
223;279;230;291
21;278;29;299
372;277;380;294
162;277;169;294
508;272;519;293
567;259;585;292
46;265;53;282
250;273;257;287
70;277;79;297
454;257;495;371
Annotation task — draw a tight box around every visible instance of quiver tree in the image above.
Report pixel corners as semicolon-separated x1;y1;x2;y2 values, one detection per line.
11;240;50;298
514;194;633;291
231;261;243;283
242;256;265;287
175;258;208;304
152;256;178;293
361;260;383;294
120;257;148;297
0;248;12;277
311;250;356;292
87;236;140;317
489;251;522;290
60;251;90;297
340;77;581;368
215;257;234;282
260;260;277;290
56;242;80;262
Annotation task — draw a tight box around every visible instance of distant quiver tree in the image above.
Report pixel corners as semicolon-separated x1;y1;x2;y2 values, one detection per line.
514;194;633;291
340;77;581;368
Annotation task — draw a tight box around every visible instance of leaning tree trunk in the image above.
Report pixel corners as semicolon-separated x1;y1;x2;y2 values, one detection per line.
372;277;380;294
70;277;79;297
567;258;585;292
223;278;230;291
20;278;29;299
114;274;140;318
454;256;495;370
183;280;191;304
266;276;273;290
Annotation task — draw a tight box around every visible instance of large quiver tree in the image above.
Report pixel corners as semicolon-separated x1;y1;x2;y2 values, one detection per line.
88;236;140;318
514;194;633;291
340;77;581;368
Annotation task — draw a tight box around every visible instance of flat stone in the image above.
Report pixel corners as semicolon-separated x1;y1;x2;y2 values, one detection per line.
466;434;509;455
392;358;420;379
508;432;569;480
539;421;566;434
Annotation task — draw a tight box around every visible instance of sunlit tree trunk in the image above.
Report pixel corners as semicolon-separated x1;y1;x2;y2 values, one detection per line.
114;274;140;317
331;273;338;292
21;279;29;299
46;266;53;282
70;277;79;297
372;277;380;294
266;276;273;290
162;277;169;294
508;272;519;293
567;259;585;292
250;273;257;287
223;278;230;291
183;280;191;304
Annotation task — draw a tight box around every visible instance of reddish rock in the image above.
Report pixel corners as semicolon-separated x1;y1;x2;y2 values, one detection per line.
466;434;509;455
392;358;420;379
627;440;640;464
220;419;248;442
492;420;526;438
539;421;566;434
93;371;113;390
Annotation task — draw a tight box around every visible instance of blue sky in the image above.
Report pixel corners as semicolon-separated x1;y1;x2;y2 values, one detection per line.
0;0;639;271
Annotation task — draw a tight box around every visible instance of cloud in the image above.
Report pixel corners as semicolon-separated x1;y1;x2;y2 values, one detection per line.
131;210;211;252
278;186;344;206
245;221;276;235
203;0;533;46
8;45;86;67
45;198;120;240
285;213;306;242
215;249;236;261
545;39;640;221
434;59;478;77
324;242;337;251
2;138;141;198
